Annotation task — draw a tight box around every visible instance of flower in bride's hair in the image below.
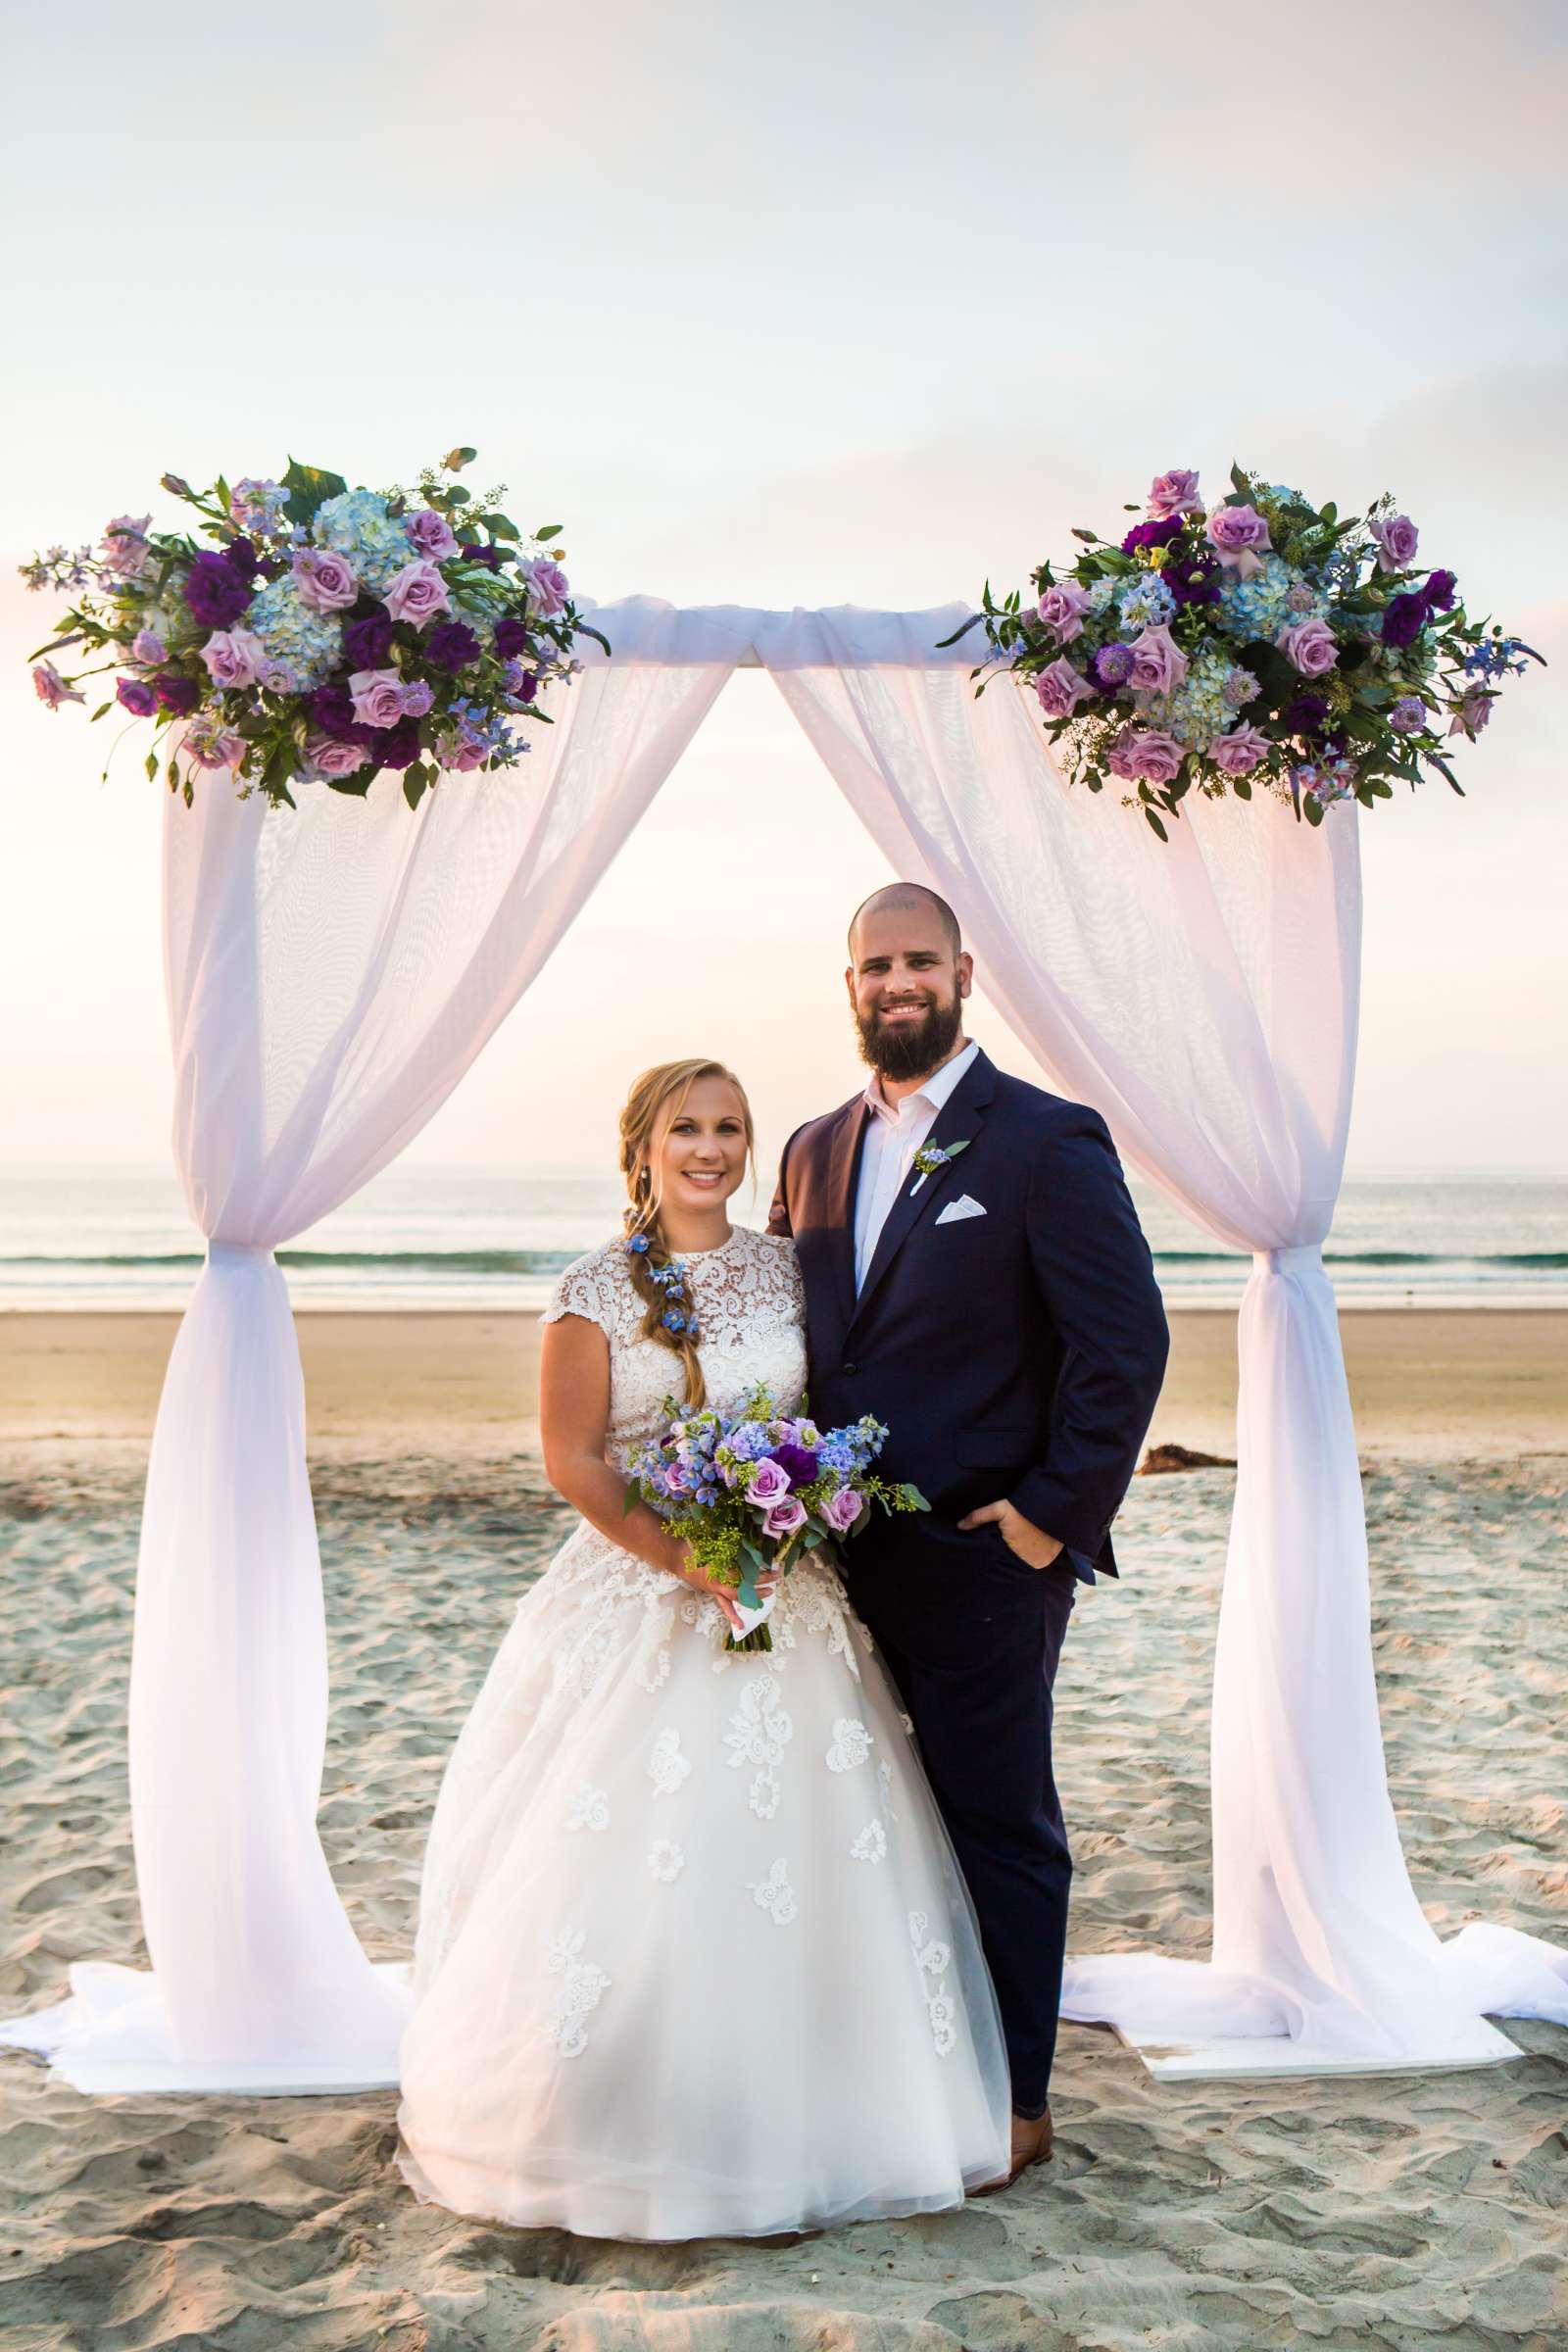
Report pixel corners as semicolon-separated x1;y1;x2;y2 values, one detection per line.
625;1234;651;1254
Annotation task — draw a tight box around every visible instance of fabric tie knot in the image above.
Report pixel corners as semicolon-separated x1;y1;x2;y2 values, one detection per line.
207;1240;273;1269
1252;1243;1324;1277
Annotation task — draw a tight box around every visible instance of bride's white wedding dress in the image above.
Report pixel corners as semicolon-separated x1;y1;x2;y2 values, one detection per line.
396;1224;1009;2240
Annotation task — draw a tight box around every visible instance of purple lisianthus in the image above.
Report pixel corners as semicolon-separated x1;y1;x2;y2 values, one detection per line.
1283;692;1330;737
458;540;506;572
343;612;395;668
493;614;529;660
770;1442;820;1490
223;536;260;581
116;675;159;716
517;669;539;704
1161;552;1221;607
1380;592;1429;649
310;680;376;745
1422;568;1457;612
372;716;422;769
1089;642;1135;691
184;551;253;628
426;620;481;672
155;671;201;715
1120;516;1185;556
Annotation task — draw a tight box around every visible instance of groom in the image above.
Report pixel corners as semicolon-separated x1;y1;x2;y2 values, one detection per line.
769;883;1168;2182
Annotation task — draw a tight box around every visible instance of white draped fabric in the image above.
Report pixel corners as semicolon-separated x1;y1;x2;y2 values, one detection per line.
755;603;1568;2075
4;595;1563;2095
1;601;750;2093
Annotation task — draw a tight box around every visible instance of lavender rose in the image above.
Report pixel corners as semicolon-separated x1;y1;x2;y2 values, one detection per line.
1277;617;1340;677
32;662;84;710
1370;514;1419;573
1448;691;1493;738
383;559;451;628
1035;580;1093;643
1129;622;1189;697
343;612;395;668
184;551;253;629
426;620;481;672
405;507;459;562
1034;657;1093;719
116;675;159;716
521;556;569;618
101;514;152;577
1389;696;1428;735
762;1495;808;1541
1209;723;1271;777
200;627;268;690
1148;467;1203;519
292;548;360;613
1123;727;1186;784
1204;504;1272;577
304;731;370;781
349;667;407;729
747;1456;792;1507
819;1485;864;1536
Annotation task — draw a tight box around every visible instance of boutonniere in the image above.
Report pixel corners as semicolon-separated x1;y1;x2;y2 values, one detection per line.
909;1138;971;1196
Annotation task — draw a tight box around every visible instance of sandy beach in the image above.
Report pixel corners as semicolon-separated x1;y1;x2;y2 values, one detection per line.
2;1310;1566;2348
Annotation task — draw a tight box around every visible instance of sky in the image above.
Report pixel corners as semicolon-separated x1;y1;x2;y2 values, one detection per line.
2;0;1564;1189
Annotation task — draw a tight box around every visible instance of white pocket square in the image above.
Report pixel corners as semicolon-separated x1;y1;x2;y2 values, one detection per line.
936;1195;987;1225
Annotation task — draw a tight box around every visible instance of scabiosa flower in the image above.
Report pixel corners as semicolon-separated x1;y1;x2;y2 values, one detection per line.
1089;642;1135;692
1222;665;1259;709
1389;696;1428;734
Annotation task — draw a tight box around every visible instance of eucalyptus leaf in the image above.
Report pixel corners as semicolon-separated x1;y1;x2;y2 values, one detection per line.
534;523;564;541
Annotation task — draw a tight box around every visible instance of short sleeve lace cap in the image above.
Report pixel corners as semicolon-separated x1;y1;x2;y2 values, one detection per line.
543;1248;620;1337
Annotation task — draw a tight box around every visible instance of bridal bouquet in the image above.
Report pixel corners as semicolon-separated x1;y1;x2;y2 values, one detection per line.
624;1387;928;1651
23;447;603;811
952;464;1544;837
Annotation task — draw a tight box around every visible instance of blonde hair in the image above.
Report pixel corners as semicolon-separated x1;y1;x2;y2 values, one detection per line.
618;1058;756;1408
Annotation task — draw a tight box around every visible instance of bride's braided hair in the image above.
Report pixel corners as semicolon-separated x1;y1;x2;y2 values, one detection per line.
618;1058;756;1409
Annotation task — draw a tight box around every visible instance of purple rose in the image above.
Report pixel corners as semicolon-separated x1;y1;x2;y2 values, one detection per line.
1389;696;1428;735
372;717;421;769
399;677;434;717
819;1485;864;1536
1380;592;1428;649
292;548;360;613
1129;622;1189;696
1148;467;1203;519
200;627;268;690
770;1442;820;1490
349;667;406;729
762;1495;808;1541
1277;617;1340;678
1089;642;1135;691
183;551;253;628
1034;657;1093;719
493;614;529;660
1283;692;1330;737
1422;568;1457;612
116;675;159;716
155;671;201;715
521;556;569;618
304;731;369;781
101;514;152;578
747;1456;792;1507
1120;517;1184;556
405;507;459;562
1035;580;1092;643
1369;514;1419;573
1209;723;1271;777
131;627;168;666
343;612;395;668
383;560;451;628
426;620;481;672
1204;504;1272;576
32;662;84;710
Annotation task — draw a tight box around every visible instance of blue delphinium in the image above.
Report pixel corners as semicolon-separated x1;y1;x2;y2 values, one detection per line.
1116;575;1176;633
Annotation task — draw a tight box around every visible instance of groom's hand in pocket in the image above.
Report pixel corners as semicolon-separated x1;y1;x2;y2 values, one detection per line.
957;1498;1065;1571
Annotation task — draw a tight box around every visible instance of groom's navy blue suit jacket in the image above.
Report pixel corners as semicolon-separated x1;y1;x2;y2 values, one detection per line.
768;1049;1169;1581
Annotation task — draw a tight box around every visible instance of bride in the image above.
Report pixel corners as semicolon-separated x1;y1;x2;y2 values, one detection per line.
396;1057;1009;2239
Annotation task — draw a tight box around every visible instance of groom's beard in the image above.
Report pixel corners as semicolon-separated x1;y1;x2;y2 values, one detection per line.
855;992;963;1083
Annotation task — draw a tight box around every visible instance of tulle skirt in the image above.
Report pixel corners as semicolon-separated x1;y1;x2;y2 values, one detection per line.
396;1525;1010;2239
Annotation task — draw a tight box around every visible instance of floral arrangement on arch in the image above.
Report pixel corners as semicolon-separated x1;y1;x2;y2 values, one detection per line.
949;465;1543;837
23;448;604;810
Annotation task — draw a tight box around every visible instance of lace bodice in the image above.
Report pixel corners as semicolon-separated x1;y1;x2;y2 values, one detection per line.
543;1225;807;1470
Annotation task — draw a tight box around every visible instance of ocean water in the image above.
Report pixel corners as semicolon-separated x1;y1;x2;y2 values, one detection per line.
0;1166;1564;1313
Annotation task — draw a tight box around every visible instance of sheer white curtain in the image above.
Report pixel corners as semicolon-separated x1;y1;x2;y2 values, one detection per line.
2;599;750;2093
758;603;1568;2073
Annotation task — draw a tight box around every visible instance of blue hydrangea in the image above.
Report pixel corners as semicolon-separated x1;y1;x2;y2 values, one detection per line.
312;489;414;594
246;578;342;690
1085;578;1118;615
1116;575;1176;632
1217;553;1297;643
1157;651;1234;749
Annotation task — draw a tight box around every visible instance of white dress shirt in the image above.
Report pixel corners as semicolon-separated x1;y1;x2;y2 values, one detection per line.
853;1040;980;1292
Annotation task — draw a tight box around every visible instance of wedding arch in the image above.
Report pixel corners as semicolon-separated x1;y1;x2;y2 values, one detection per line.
5;596;1565;2095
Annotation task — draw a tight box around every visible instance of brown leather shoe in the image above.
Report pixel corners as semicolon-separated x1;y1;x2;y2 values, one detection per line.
976;2103;1054;2193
